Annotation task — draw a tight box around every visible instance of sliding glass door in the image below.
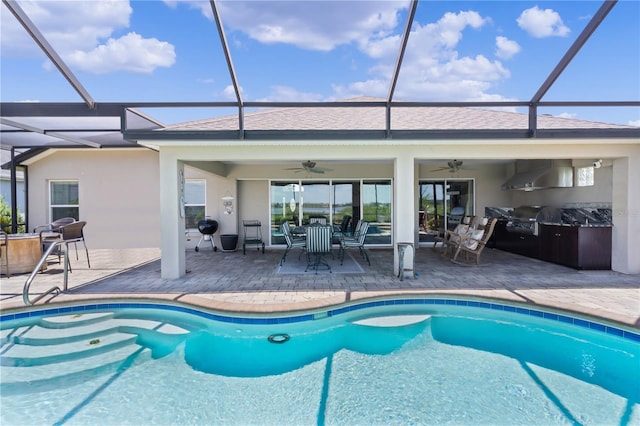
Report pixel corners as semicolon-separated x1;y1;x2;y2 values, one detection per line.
362;180;391;244
270;179;391;245
419;179;474;244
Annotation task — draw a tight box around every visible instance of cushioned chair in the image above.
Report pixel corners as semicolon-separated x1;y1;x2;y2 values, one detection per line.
339;220;370;265
448;218;497;266
305;225;333;274
280;221;306;265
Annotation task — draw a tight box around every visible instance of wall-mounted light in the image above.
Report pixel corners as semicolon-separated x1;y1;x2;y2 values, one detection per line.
222;192;234;215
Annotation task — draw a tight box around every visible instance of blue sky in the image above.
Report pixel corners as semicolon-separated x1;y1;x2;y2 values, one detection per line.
1;0;639;126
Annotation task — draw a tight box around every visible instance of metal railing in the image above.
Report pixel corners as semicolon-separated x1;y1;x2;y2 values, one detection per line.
22;240;70;305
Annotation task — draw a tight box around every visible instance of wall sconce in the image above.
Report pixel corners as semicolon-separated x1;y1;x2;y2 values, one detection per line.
222;193;234;215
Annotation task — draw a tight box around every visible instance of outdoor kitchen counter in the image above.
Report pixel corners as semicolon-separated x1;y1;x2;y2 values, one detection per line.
538;223;612;270
0;233;44;275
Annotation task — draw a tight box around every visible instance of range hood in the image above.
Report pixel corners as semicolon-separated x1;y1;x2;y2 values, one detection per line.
501;160;573;191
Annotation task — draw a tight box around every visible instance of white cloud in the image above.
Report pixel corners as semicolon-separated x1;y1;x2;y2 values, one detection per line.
221;85;240;100
256;85;323;102
629;119;640;127
1;1;175;74
215;1;402;51
348;10;511;102
495;36;520;60
557;112;577;119
517;6;570;38
66;33;175;74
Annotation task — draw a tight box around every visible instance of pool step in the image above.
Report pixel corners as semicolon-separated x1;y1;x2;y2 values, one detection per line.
0;311;191;390
2;331;139;366
0;344;152;394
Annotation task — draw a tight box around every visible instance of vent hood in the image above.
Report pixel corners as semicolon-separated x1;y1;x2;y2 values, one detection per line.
501;160;573;191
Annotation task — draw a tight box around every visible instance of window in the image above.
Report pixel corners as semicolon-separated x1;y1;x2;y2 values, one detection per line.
50;180;79;221
184;179;206;229
362;180;392;244
575;166;595;187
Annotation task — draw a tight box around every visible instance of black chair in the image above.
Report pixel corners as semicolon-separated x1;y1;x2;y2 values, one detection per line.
58;221;91;272
35;217;76;264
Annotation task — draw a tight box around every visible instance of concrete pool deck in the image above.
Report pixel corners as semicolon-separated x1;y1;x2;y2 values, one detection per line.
1;246;638;328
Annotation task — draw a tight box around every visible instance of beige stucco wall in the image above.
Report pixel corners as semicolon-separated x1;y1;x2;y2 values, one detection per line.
26;149;161;249
22;137;639;276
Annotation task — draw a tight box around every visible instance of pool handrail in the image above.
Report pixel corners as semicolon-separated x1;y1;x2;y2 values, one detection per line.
23;240;66;305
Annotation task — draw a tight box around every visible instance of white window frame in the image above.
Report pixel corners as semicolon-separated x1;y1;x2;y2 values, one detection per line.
49;180;79;221
184;179;206;230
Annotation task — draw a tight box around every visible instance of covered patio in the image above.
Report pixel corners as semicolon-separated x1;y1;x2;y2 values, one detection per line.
3;246;639;328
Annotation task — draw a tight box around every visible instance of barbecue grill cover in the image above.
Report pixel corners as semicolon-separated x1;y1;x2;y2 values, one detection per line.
197;219;219;235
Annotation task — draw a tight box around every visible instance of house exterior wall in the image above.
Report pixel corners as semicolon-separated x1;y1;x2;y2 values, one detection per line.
26;149;161;249
154;139;638;277
21;137;639;276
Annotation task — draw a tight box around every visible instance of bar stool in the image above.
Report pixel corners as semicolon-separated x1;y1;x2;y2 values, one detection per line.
396;242;416;281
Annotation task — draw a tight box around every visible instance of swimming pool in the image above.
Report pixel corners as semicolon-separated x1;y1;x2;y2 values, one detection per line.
1;297;638;425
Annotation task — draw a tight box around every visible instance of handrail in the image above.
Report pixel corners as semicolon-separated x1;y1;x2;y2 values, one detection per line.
23;240;69;305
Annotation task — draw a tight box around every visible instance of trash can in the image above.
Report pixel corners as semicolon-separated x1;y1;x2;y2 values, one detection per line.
220;234;238;252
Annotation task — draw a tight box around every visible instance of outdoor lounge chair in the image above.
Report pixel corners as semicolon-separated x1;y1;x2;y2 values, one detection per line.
339;220;370;265
447;217;497;266
280;221;306;265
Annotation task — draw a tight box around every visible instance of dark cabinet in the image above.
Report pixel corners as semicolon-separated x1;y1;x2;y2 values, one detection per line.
539;224;611;270
493;220;540;259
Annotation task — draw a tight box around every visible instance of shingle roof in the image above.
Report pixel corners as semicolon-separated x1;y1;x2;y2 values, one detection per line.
165;97;632;132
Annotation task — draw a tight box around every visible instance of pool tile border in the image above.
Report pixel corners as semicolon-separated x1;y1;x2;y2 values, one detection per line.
2;297;639;343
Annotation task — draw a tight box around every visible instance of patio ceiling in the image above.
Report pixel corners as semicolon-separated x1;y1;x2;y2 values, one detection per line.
0;0;639;152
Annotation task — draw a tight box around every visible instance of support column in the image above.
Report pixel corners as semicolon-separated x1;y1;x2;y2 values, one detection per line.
159;152;186;279
612;150;640;274
394;154;416;276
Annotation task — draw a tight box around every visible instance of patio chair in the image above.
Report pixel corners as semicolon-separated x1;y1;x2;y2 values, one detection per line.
51;221;91;272
448;217;497;266
339;220;370;265
35;217;77;264
0;230;9;277
280;221;306;265
332;215;351;244
305;225;333;274
309;216;328;225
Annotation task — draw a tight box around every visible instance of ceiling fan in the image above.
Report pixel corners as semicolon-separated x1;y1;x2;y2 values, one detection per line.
431;159;463;173
284;160;331;174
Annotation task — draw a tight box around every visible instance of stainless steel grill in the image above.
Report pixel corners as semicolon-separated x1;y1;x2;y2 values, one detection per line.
505;206;562;236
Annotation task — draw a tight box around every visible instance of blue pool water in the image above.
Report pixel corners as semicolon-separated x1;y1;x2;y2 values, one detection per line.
1;298;638;425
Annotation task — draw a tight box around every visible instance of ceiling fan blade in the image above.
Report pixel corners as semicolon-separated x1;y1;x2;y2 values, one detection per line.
309;168;325;174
